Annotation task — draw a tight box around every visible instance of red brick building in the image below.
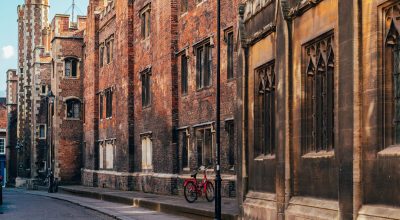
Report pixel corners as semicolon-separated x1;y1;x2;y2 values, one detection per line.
81;0;238;197
0;98;7;186
47;14;86;183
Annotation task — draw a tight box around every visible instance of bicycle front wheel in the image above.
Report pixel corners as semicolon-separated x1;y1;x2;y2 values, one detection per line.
205;181;215;202
184;182;198;203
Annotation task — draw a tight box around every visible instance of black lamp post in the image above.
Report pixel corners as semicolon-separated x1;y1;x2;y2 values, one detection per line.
215;0;222;219
47;90;55;174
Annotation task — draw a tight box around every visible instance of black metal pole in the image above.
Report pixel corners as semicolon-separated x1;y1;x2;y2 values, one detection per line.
215;0;222;219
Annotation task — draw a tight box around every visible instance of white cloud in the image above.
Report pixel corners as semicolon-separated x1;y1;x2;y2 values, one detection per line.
2;45;15;59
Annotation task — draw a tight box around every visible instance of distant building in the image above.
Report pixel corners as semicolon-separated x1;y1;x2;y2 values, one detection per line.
0;98;7;186
6;69;18;185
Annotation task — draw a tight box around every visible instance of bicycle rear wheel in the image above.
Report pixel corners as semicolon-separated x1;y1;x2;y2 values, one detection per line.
205;181;215;202
184;182;198;203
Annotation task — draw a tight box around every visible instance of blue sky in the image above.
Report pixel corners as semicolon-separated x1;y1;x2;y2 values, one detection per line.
0;0;89;97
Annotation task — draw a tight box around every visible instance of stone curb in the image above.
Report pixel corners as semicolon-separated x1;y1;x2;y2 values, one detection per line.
59;186;238;220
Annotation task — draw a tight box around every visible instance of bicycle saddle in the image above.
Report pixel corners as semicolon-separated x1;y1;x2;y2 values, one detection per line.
191;172;197;179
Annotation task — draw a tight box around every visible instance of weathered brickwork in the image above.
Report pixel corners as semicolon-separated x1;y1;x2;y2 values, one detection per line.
17;0;50;178
31;45;51;179
81;0;238;198
6;69;18;183
48;14;86;183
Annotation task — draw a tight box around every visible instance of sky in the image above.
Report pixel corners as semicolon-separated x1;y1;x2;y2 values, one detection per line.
0;0;89;97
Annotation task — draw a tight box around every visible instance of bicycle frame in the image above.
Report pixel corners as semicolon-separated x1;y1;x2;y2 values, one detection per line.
183;167;210;196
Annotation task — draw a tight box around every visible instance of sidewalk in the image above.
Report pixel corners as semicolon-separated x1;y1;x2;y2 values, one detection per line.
59;185;239;220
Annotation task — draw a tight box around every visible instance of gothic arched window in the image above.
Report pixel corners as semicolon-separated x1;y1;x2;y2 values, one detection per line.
303;32;334;154
384;5;400;146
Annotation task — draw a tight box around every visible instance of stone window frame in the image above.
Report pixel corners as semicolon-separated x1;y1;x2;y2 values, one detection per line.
194;123;215;168
141;67;152;108
64;97;82;120
140;4;151;39
224;27;235;80
301;30;335;156
64;57;80;79
141;133;153;171
194;38;213;91
254;60;276;158
38;124;46;140
0;138;5;155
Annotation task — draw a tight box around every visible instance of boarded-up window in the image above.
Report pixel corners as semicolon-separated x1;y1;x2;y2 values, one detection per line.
105;142;114;169
303;32;334;153
99;142;104;169
141;136;153;170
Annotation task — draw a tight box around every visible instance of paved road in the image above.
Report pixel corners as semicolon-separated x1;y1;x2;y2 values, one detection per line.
0;189;190;220
0;188;113;219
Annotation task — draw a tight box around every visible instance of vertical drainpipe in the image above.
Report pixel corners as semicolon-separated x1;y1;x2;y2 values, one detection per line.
238;3;249;212
280;0;292;212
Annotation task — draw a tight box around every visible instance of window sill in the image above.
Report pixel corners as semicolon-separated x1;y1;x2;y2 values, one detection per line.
65;118;81;121
183;167;190;172
254;154;275;161
180;12;188;18
39;138;46;140
378;145;400;157
302;150;334;159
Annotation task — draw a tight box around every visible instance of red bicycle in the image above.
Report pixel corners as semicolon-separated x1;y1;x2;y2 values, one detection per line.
183;166;215;203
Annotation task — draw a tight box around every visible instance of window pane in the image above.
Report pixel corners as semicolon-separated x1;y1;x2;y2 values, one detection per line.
72;60;77;77
0;139;5;154
181;55;188;94
227;32;234;79
65;61;71;77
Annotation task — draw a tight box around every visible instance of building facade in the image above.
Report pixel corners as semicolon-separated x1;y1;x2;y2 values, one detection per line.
17;0;50;178
47;14;86;183
6;69;18;185
237;0;400;219
81;0;238;197
0;98;7;187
